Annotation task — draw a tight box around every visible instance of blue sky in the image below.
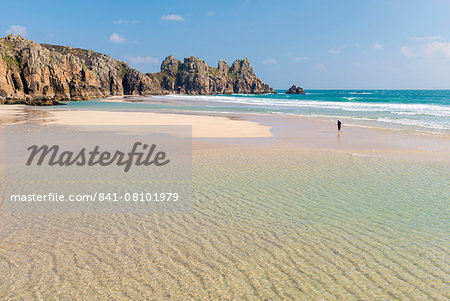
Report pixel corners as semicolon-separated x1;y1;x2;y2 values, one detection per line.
1;0;450;89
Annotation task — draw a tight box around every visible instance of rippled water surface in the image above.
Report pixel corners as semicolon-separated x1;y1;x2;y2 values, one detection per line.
1;147;448;300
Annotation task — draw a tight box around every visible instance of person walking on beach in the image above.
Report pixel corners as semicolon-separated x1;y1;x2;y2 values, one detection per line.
337;120;342;134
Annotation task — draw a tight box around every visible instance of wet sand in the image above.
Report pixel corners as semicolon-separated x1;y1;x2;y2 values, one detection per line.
2;104;449;157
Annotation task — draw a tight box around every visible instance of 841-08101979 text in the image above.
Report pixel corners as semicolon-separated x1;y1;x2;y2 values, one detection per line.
9;192;180;202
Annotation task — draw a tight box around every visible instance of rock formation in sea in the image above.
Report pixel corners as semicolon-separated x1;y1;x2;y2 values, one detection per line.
286;85;305;94
154;55;273;95
0;35;274;105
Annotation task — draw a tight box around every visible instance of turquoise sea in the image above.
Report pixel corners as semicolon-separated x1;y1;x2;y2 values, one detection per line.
55;90;450;133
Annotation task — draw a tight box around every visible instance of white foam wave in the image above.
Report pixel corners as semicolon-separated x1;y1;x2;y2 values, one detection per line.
156;94;450;131
306;114;449;131
391;111;422;115
376;118;449;130
161;94;450;117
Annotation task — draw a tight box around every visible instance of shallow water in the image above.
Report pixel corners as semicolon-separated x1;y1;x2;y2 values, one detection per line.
49;90;450;133
162;90;450;132
0;147;448;299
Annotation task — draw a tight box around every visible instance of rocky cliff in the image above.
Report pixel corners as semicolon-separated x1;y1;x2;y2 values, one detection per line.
152;55;273;95
0;35;273;105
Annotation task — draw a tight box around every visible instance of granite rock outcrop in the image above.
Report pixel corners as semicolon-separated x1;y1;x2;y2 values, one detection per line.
0;35;274;105
286;85;305;94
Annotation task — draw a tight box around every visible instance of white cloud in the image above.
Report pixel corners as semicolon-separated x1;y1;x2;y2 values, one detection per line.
161;14;184;21
109;33;126;43
114;19;138;25
423;41;450;58
329;46;344;54
263;59;277;64
400;46;415;58
5;25;27;36
206;11;215;17
314;64;326;71
411;35;440;42
373;43;383;49
293;56;307;62
125;56;159;65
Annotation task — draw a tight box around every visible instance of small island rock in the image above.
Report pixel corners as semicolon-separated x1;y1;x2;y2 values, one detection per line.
286;85;305;94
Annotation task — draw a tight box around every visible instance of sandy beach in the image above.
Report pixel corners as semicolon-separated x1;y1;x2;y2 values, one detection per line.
2;1;450;298
0;103;449;300
2;104;449;157
47;110;272;138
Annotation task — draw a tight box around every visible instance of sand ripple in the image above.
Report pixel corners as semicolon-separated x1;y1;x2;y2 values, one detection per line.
0;148;449;300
